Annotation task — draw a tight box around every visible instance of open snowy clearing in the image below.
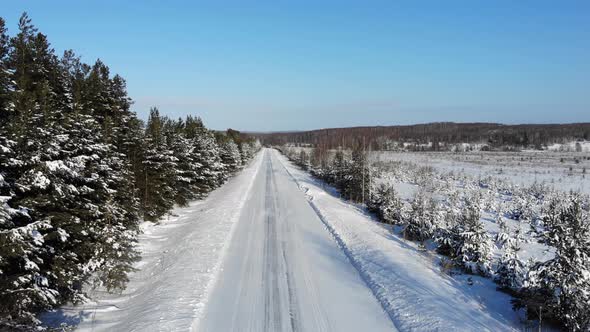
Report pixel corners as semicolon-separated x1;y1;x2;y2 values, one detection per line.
370;150;590;194
44;148;525;331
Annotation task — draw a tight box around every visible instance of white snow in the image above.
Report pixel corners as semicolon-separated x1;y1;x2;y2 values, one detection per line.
41;148;533;331
41;151;264;331
198;150;395;332
371;150;590;194
277;150;523;331
31;171;51;189
546;140;590;152
45;160;69;172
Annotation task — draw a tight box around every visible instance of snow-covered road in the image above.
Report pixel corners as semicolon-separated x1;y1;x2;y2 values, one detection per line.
44;148;520;331
198;149;395;331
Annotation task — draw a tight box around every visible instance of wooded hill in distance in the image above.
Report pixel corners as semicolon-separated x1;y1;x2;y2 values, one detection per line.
255;122;590;151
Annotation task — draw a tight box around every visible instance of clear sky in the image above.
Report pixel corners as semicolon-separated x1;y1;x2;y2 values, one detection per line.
2;1;589;131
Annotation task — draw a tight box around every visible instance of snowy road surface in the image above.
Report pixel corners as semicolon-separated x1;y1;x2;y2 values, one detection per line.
198;150;395;331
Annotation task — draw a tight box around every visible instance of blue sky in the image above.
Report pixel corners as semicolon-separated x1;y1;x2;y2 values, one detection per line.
2;1;589;131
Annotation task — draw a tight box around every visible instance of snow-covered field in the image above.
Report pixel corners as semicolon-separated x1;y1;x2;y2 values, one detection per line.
370;150;590;194
368;150;582;271
42;152;264;331
546;140;590;152
368;150;590;263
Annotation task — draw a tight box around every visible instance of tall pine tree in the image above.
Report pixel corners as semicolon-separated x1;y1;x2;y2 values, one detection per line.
139;108;177;221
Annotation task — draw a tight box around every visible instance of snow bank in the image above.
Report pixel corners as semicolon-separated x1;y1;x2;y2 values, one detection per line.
276;150;522;331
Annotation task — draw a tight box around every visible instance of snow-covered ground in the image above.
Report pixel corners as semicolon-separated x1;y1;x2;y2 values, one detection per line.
42;151;264;331
43;148;534;331
368;149;589;267
546;140;590;152
277;150;523;331
371;150;590;194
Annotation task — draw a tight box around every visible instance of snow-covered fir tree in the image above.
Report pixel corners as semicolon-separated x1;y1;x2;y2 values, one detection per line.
507;195;535;222
0;18;10;115
342;142;370;203
298;150;310;170
217;134;242;180
243;140;261;162
186;116;223;197
379;188;405;225
403;191;436;241
495;227;526;291
0;14;82;326
366;183;390;218
164;118;199;207
522;197;590;330
455;200;493;276
327;149;348;188
139;108;178;221
434;194;463;256
494;215;510;248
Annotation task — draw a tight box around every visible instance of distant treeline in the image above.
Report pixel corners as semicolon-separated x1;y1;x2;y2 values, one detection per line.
256;122;590;151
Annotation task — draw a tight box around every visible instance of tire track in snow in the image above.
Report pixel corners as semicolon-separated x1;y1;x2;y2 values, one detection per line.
264;155;300;332
271;153;330;332
229;193;259;332
262;156;282;331
272;158;301;332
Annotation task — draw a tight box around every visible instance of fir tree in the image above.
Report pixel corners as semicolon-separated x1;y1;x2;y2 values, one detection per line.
366;183;390;217
139;108;177;221
495;228;526;291
0;15;72;325
60;111;139;292
165;118;199;206
343;143;370;203
403;191;436;241
187;117;223;197
455;200;492;276
434;199;460;257
494;215;510;248
521;197;590;330
381;189;405;225
0;17;10;116
217;133;242;181
329;149;348;189
368;184;404;225
242;140;260;162
298;150;310;170
435;225;460;258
